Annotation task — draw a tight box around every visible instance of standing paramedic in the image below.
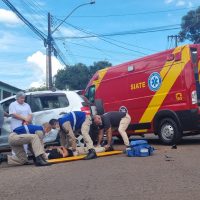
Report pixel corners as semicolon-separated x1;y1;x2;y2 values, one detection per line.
49;111;97;160
93;111;131;150
0;123;52;166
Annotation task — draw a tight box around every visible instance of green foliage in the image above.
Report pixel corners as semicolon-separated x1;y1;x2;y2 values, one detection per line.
179;6;200;43
89;61;112;78
55;60;112;90
28;85;47;92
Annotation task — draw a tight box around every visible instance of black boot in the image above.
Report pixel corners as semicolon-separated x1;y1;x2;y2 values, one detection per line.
0;153;7;164
34;155;51;166
83;149;97;160
105;145;114;152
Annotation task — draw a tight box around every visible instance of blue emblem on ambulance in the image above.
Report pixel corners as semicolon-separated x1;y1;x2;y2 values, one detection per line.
148;72;162;91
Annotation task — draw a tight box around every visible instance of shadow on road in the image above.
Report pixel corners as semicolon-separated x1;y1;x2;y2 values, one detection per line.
113;135;200;146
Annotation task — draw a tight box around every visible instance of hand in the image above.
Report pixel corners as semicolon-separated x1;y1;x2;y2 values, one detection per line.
4;112;10;117
22;120;28;125
59;112;66;115
73;151;78;156
103;145;112;151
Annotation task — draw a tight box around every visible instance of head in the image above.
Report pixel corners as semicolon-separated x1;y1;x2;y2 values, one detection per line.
16;91;26;104
93;115;102;126
49;119;59;129
46;147;73;159
42;122;52;133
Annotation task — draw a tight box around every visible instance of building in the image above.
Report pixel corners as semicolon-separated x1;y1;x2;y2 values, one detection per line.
0;81;21;100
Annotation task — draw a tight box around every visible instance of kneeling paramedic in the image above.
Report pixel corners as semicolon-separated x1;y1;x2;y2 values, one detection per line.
93;111;131;150
0;123;52;166
49;111;97;160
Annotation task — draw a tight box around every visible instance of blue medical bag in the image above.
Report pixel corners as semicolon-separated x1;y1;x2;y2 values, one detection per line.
126;140;154;157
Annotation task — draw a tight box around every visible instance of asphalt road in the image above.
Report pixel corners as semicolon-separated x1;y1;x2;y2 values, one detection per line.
1;135;200;200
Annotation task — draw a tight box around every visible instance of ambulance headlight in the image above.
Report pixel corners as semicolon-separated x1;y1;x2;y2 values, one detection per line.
191;90;197;104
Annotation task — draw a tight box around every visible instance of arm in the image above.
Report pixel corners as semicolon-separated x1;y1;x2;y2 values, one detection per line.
11;113;32;124
11;113;28;121
101;116;112;146
97;129;104;146
58;146;68;157
9;103;32;123
4;112;10;117
25;114;32;124
105;127;113;147
59;112;67;115
25;105;32;123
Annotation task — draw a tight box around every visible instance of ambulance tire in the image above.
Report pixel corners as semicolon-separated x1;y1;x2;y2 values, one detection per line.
158;118;182;145
95;99;104;115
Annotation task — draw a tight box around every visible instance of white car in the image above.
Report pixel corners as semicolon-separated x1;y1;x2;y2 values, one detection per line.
0;90;91;150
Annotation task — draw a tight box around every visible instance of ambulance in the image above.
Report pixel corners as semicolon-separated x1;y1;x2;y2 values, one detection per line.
85;44;200;144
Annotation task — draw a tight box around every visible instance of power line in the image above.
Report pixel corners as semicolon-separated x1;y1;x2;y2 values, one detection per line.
54;16;158;53
62;41;78;64
55;24;180;39
54;25;114;63
2;0;46;41
67;41;145;57
65;52;117;61
19;0;47;32
20;0;47;18
54;21;179;55
53;40;69;66
58;6;198;18
67;22;158;52
102;36;157;52
27;0;48;16
54;21;148;55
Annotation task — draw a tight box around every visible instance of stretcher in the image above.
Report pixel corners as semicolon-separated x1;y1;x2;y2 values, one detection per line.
48;150;123;164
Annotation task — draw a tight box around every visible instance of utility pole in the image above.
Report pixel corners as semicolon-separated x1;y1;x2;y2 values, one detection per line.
48;1;95;89
168;35;180;47
47;13;53;89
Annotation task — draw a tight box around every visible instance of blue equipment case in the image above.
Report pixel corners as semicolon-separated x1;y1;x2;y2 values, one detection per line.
126;140;154;157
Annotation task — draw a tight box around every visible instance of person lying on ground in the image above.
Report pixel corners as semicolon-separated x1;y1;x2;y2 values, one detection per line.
45;146;107;160
0;123;52;167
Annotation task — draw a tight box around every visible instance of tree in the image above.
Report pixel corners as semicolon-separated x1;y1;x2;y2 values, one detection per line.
55;63;89;90
179;6;200;44
55;60;112;90
89;60;112;78
28;85;47;92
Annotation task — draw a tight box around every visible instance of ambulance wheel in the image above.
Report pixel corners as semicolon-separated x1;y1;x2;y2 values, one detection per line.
158;118;182;145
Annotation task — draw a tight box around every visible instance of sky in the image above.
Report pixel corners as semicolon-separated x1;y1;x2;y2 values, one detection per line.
0;0;200;89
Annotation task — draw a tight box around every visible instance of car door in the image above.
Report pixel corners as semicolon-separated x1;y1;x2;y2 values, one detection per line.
0;97;15;149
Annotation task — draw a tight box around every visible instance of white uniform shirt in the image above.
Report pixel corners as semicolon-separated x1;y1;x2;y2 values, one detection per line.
9;101;32;131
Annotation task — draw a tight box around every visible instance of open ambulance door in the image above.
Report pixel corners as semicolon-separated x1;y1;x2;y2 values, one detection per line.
191;48;200;105
85;85;104;115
